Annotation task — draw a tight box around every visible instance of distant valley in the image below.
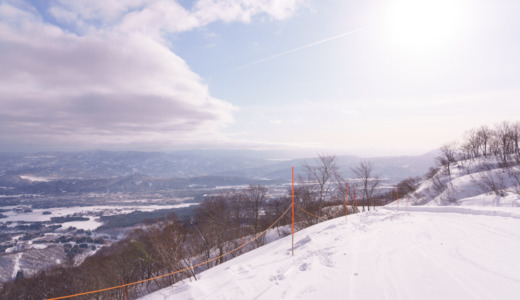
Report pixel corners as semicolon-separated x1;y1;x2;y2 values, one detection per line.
0;149;435;285
0;150;436;192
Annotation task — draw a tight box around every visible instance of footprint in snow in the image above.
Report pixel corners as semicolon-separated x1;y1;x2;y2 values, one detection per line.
269;270;285;284
227;264;251;276
299;262;311;271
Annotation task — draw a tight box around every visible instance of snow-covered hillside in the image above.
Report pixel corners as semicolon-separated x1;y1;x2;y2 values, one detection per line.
404;157;520;207
139;207;520;300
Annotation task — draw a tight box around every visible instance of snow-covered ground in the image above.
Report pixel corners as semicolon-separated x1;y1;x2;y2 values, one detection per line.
1;204;197;230
60;216;103;231
19;175;51;182
139;207;520;300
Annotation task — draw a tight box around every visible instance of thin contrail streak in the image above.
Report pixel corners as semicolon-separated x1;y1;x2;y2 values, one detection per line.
233;29;361;71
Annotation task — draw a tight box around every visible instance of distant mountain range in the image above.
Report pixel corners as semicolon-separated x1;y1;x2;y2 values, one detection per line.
0;150;436;195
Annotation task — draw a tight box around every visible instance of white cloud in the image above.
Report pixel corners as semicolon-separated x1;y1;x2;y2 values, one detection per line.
50;0;151;26
48;0;305;36
0;0;304;150
0;3;235;150
193;0;304;24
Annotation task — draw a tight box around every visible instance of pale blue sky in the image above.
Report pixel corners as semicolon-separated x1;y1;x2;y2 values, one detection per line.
1;0;519;156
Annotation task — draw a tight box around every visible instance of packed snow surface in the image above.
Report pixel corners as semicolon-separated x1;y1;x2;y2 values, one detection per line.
140;207;520;300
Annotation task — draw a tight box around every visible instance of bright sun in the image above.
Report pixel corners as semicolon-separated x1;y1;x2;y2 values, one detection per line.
382;0;467;56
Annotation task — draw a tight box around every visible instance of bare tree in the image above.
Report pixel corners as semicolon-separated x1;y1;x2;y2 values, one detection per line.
147;215;194;285
508;167;520;195
293;183;318;227
463;126;492;159
436;143;458;176
193;193;231;265
298;154;340;222
396;176;422;199
471;171;507;198
512;121;520;158
477;125;492;157
463;129;480;159
350;160;380;211
493;121;518;163
265;195;292;237
242;185;268;246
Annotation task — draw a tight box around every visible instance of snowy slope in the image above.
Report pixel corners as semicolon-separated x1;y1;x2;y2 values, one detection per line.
402;157;520;207
139;208;520;300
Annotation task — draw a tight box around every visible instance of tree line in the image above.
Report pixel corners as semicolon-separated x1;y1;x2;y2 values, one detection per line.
438;120;520;173
406;120;520;204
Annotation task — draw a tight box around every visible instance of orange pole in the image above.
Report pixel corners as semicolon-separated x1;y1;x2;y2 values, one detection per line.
240;231;245;254
345;180;349;220
292;166;295;256
354;188;358;212
121;277;128;300
396;188;399;211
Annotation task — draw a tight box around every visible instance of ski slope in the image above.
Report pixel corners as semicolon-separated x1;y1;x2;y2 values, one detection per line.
139;207;520;300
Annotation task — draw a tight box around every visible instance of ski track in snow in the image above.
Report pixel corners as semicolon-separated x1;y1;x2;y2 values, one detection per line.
139;207;520;300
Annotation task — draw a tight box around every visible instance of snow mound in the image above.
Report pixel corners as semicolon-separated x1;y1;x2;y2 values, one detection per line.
139;208;520;300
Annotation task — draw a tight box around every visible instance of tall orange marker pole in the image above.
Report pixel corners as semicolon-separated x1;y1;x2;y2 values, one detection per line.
354;187;358;212
121;277;128;300
396;188;399;211
345;180;349;220
240;231;245;254
292;166;295;256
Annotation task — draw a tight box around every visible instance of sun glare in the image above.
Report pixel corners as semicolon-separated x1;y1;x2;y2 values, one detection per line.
383;0;467;56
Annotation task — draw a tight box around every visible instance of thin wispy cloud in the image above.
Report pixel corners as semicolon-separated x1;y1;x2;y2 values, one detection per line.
233;29;361;71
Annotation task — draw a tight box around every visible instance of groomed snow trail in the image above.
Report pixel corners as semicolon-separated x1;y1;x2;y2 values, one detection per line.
139;208;520;300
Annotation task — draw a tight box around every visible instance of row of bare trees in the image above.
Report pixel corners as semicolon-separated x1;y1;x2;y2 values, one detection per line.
460;121;520;162
295;154;382;219
430;120;520;203
191;185;271;266
435;121;520;179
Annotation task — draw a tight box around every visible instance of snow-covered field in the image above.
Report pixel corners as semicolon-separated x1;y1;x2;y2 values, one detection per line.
139;207;520;300
60;217;103;231
2;204;197;230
